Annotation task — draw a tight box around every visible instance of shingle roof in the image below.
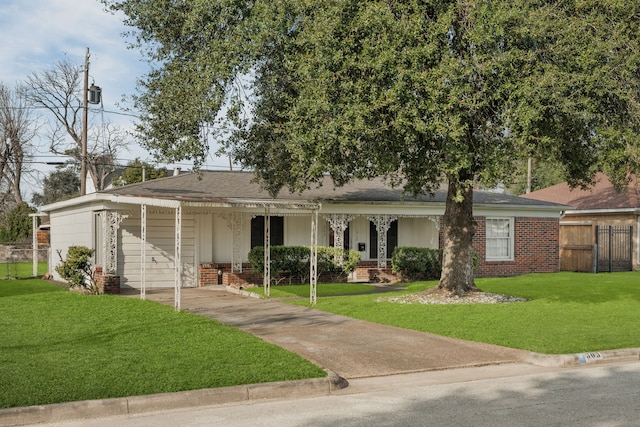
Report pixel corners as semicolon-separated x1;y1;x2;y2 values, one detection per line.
103;170;564;208
521;173;640;210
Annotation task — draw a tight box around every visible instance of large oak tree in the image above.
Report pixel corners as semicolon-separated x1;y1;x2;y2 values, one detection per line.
106;0;640;295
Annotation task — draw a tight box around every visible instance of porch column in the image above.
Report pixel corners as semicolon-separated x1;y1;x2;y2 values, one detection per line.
219;212;244;273
369;215;397;268
325;214;355;266
426;215;442;233
31;214;38;277
231;212;243;273
174;205;182;310
310;209;319;305
140;204;147;300
104;212;125;274
263;206;271;297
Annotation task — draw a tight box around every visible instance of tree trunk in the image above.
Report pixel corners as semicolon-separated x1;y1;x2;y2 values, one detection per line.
438;172;478;296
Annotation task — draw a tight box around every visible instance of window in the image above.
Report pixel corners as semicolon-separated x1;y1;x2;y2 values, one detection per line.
250;216;284;248
485;218;514;261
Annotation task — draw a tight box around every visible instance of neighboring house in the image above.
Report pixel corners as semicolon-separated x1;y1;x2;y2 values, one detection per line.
522;173;640;272
41;170;566;292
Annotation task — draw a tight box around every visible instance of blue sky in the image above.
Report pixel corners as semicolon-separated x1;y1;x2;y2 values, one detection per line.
0;0;144;135
0;0;232;198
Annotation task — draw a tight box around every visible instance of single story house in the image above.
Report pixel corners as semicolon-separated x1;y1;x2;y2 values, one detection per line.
41;170;567;299
522;173;640;272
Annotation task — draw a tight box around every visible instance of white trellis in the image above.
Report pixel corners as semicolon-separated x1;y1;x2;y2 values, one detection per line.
98;211;127;275
368;214;398;268
324;214;355;266
218;212;244;273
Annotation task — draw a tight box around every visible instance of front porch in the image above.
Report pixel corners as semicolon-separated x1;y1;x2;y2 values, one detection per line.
198;261;397;288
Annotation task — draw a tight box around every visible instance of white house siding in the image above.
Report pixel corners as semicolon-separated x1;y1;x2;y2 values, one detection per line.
397;217;438;248
209;213;232;263
196;212;213;263
285;215;330;246
118;209;196;289
49;207;95;282
349;217;373;260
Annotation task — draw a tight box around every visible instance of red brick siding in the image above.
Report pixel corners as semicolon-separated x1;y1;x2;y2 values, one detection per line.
473;216;559;277
94;266;121;294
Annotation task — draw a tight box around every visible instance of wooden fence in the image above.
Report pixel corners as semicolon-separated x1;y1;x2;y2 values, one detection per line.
559;223;633;272
559;223;594;272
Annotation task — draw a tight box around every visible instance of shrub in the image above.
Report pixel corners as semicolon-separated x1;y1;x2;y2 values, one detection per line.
316;246;360;281
248;246;361;284
391;247;443;281
0;202;36;243
55;246;98;293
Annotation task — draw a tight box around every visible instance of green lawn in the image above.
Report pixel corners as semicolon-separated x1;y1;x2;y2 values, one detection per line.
287;272;640;355
0;279;325;409
3;272;639;409
0;261;48;279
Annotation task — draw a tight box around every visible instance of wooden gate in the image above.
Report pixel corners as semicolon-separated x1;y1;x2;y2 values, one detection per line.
596;225;633;272
559;223;594;272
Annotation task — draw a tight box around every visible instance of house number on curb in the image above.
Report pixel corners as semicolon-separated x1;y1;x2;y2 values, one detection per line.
576;352;603;365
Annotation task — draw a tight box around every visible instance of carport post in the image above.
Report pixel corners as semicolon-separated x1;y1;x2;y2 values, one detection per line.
263;206;271;297
310;209;318;305
31;214;38;277
140;204;147;300
174;204;182;310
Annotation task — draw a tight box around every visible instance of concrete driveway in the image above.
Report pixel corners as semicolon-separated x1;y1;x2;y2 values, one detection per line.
133;286;529;379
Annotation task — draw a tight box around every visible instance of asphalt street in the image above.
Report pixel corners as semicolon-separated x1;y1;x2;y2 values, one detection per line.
37;362;640;427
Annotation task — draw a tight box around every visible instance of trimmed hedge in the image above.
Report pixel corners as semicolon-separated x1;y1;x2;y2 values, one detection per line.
391;247;443;281
248;246;360;284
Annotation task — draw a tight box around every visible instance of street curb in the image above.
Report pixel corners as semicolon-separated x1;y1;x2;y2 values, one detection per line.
0;371;348;427
524;348;640;367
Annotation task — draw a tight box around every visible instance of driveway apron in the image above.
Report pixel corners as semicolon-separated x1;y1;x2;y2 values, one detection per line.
132;287;529;379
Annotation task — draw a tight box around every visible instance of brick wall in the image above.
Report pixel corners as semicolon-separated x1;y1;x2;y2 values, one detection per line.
94;266;121;294
473;216;559;277
200;263;350;287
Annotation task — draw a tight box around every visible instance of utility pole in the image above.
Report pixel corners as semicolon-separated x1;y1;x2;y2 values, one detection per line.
526;156;532;194
80;47;89;196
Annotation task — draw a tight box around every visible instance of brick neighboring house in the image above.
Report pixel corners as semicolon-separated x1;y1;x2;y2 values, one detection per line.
40;170;567;294
522;173;640;272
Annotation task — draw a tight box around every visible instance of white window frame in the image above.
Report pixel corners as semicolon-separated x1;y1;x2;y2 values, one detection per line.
485;217;514;261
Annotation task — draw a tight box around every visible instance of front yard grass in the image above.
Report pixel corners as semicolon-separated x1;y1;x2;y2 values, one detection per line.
0;261;48;279
0;279;326;409
287;272;640;355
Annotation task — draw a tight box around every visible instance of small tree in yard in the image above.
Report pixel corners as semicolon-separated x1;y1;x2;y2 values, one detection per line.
0;202;36;243
55;246;98;294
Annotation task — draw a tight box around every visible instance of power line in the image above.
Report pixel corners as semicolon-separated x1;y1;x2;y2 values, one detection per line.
4;105;239;131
